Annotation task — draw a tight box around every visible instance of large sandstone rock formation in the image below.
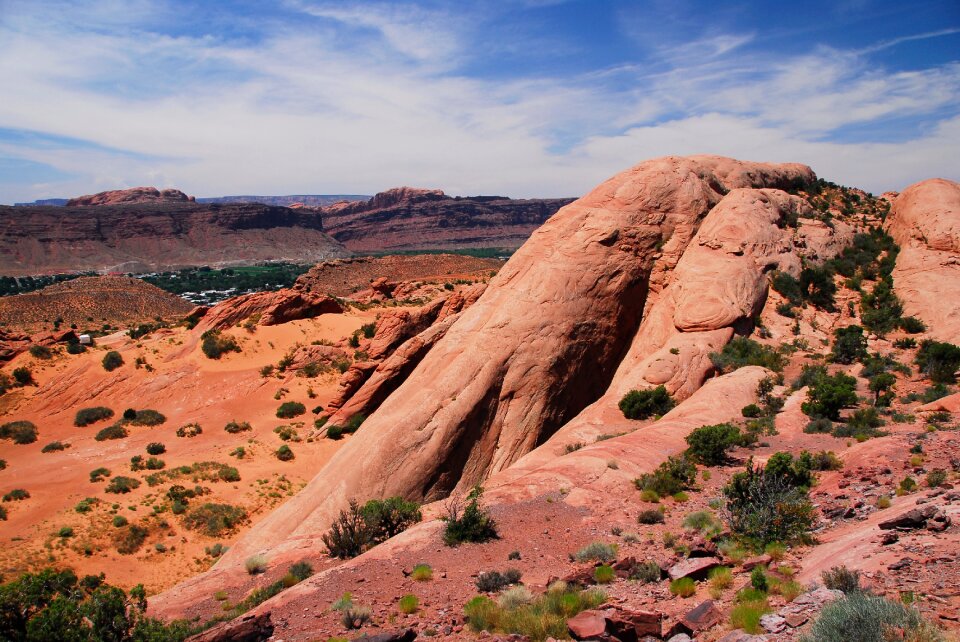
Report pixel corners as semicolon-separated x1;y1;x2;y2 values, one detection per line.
886;178;960;343
0;201;349;275
186;156;814;576
67;186;195;207
320;187;574;252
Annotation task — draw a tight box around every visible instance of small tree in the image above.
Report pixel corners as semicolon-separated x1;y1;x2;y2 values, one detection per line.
723;458;815;547
323;501;370;559
685;423;743;465
831;326;867;364
868;372;896;406
915;340;960;384
801;372;858;420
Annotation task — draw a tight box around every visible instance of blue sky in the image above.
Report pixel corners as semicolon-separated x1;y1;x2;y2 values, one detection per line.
0;0;957;203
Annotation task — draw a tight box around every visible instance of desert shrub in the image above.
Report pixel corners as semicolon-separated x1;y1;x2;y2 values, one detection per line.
58;526;74;538
463;583;605;640
273;425;298;441
805;450;843;471
476;571;520;593
835;408;884;440
573;541;617;563
831;326;867;364
102;351;123;371
411;564;433;581
245;554;268;575
926;468;948;488
899;476;917;493
183;503;247;536
75;497;99;513
682;510;721;536
710;337;785;374
868;372;896;406
771;271;803;307
0;569;192;640
821;565;861;593
361;497;422;542
398;594;419;614
288;560;313;582
793;364;828;390
894;337;918;349
685;423;743;465
341;605;372;630
41;441;69;453
634;455;697;497
200;329;241;359
750;565;768;591
709;566;733;592
224;421;251;434
175;423;202;438
3;489;30;501
803;592;943;642
669;577;696;598
218;466;240;482
860;279;903;336
114;524;148;554
443;486;498;546
126;409;166;426
730;595;771;634
105;476;140;494
618;385;675;420
629;561;662;583
74;407;114;427
145;442;166;455
275;444;294;461
323;501;369;559
95;423;128;441
723;458;815;547
593;565;615;584
276;401;306;419
326;424;344;440
741;404;762;418
28;344;52;359
804;418;833;434
916;340;960;384
637;509;665;525
66;340;86;354
112;515;128;527
89;467;110;482
0;420;38;444
899;316;926;333
800;265;837;311
801;372;858;420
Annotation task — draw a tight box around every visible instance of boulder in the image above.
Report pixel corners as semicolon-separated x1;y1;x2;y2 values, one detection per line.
351;629;416;642
668;556;721;581
197;289;343;332
606;607;662;639
878;505;939;530
675;600;722;634
186;612;273;642
567;610;607;639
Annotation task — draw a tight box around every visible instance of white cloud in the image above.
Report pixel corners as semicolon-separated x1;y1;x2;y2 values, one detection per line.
0;0;956;203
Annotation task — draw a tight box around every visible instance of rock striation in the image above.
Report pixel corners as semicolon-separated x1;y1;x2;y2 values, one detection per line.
886;178;960;343
0;200;350;275
320;187;574;252
67;186;195;207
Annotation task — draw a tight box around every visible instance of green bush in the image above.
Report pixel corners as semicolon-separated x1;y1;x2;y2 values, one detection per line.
899;316;926;333
669;577;696;597
102;351;123;371
398;594;419;614
89;467;110;482
573;541;617;563
750;566;768;591
105;476;140;494
411;564;433;581
200;329;241;359
361;497;422;542
710;337;785;373
799;265;837;311
443;486;498;546
926;468;948;488
801;372;858;420
28;344;52;359
224;421;251;434
183;503;247;536
0;420;38;445
594;565;615;584
114;525;149;554
637;509;665;525
771;272;803;307
276;401;306;419
12;367;34;386
75;497;99;513
893;337;917;349
126;409;166;426
94;423;128;441
685;423;743;465
112;515;128;527
74;407;114;427
618;386;675;420
803;592;943;642
3;489;30;502
146;442;166;455
916;340;960;383
41;441;69;453
860;279;903;336
803;418;833;434
833;407;885;440
218;466;240;482
275;444;294;461
741;404;762;418
821;566;861;593
723;458;815;546
476;570;522;593
463;583;605;640
289;561;314;582
831;326;867;364
634;455;697;496
175;423;202;438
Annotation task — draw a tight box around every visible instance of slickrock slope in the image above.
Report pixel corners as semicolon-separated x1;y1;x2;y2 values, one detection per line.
0;276;193;327
0;200;350;275
320;187;574;252
154;156;815;593
886;178;960;343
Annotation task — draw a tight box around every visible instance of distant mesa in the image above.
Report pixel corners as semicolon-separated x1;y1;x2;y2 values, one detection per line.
66;186;195;207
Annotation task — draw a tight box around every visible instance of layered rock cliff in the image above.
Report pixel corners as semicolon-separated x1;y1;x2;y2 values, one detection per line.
0;200;350;275
320;187;574;252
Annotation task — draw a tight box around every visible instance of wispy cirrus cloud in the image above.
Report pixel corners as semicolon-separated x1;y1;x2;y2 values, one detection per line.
0;0;957;203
